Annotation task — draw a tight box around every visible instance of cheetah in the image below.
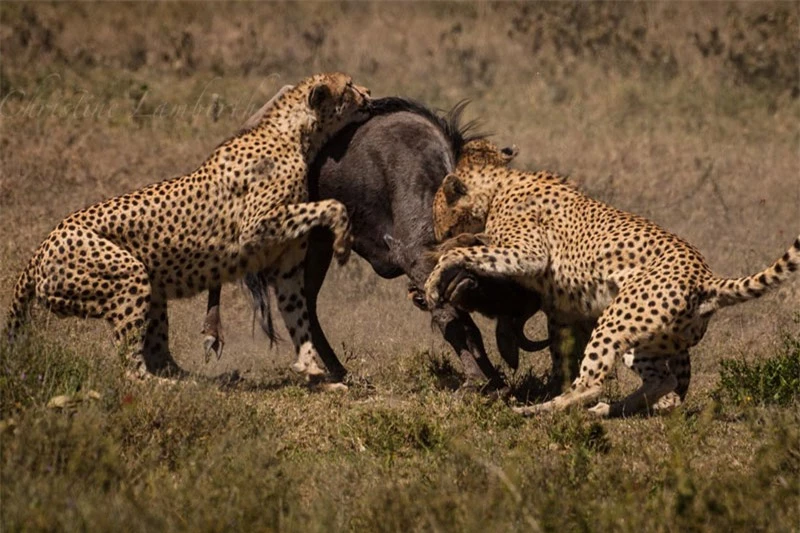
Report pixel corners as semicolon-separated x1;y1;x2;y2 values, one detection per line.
425;139;800;417
5;72;371;380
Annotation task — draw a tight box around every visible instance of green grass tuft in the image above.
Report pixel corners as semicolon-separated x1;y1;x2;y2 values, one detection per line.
343;407;448;457
0;333;95;416
715;329;800;407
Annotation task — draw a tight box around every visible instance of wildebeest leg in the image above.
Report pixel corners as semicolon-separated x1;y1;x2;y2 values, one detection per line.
304;227;348;381
202;285;224;362
401;247;506;388
430;306;505;388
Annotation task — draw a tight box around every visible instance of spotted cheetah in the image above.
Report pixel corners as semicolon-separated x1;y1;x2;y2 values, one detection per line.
425;139;800;417
5;72;371;379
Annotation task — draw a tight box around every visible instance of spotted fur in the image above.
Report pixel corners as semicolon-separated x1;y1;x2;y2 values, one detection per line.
6;72;371;379
426;139;800;417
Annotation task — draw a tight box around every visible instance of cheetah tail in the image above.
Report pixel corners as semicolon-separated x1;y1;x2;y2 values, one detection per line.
5;257;38;344
702;234;800;313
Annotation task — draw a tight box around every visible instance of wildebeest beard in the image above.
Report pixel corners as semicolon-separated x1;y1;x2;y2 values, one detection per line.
202;96;549;389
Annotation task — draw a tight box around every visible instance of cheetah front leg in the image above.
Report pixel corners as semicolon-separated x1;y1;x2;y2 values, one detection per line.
239;200;352;385
271;238;327;379
273;239;348;391
424;244;547;309
239;199;352;266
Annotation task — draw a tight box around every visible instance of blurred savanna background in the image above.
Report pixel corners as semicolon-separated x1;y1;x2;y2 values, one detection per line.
1;3;798;531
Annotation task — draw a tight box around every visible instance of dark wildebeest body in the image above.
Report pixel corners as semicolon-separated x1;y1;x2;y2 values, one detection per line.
204;98;548;387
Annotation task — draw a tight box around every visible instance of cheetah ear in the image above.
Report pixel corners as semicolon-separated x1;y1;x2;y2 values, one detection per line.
442;173;468;205
308;83;332;109
500;144;519;163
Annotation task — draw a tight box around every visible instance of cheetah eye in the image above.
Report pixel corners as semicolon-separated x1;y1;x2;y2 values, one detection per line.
500;145;518;160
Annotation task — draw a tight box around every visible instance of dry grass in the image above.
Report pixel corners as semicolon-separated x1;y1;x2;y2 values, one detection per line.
1;2;799;531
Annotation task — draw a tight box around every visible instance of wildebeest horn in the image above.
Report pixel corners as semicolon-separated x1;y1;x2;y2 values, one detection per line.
495;315;549;371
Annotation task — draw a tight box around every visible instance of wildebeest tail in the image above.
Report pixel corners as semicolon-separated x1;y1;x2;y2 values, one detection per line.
242;272;280;346
702;234;800;312
5;256;38;344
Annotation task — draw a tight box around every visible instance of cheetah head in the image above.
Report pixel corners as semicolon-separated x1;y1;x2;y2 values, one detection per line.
433;139;518;241
303;72;371;141
456;139;519;170
432;173;488;241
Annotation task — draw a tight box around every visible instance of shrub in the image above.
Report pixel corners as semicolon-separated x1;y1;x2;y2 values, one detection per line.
716;330;800;407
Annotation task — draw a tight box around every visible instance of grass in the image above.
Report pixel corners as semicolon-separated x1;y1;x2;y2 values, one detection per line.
2;330;799;531
1;2;799;531
715;323;800;407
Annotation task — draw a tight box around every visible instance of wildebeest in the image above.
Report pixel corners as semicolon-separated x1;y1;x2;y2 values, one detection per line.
202;97;549;389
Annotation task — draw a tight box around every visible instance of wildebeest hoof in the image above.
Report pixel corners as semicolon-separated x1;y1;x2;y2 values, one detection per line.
203;335;224;363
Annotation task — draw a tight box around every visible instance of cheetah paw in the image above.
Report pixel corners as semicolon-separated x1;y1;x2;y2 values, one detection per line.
652;392;682;413
588;402;611;418
333;232;353;265
423;277;443;309
309;377;349;392
512;402;553;416
291;359;325;377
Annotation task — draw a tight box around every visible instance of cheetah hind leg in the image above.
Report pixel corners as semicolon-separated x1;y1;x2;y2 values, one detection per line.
588;349;679;418
514;315;633;416
33;228;168;380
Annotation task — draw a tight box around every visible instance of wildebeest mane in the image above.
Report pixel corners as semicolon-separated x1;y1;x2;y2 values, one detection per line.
367;97;485;160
